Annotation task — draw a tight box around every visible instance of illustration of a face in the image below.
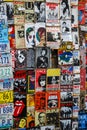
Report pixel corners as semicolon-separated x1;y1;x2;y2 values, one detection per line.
39;74;46;88
28;30;35;43
19;118;26;128
62;2;66;9
40;80;46;87
17;50;25;63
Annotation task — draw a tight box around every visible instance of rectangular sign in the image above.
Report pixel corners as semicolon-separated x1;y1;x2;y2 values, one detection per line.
0;90;13;103
0;78;13;91
0;103;14;115
0;115;13;129
0;53;12;66
0;67;13;79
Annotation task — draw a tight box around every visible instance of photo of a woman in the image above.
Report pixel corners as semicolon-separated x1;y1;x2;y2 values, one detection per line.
60;0;70;19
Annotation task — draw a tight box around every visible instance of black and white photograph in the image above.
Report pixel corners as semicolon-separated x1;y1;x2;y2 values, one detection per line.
34;1;46;22
60;119;71;130
0;3;6;15
71;6;78;27
72;29;79;49
60;0;71;20
73;74;80;85
73;95;80;107
61;20;71;33
60;73;73;85
6;2;14;24
60;106;72;118
61;91;73;102
36;47;50;68
72;119;78;130
73;50;80;66
15;49;27;69
27;48;35;68
41;125;55;130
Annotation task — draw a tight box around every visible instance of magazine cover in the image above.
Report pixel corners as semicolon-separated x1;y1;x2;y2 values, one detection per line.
13;93;26;117
61;20;71;34
73;85;80;95
60;119;71;130
46;109;59;128
27;107;35;128
6;2;14;24
34;1;46;22
35;69;46;92
60;0;71;20
60;66;73;86
25;1;34;23
80;90;85;110
8;24;15;49
72;119;78;130
46;91;60;109
14;70;26;94
46;68;60;91
27;49;35;68
35;22;46;46
78;110;87;130
46;2;59;26
60;86;73;103
73;50;80;66
14;1;25;24
27;70;35;94
73;74;80;85
71;5;78;27
78;2;85;25
46;26;61;49
51;49;58;68
15;49;27;69
35;110;46;127
0;3;6;15
58;50;73;65
35;92;46;110
73;95;80;118
36;47;50;68
71;0;78;5
60;103;72;118
25;23;35;48
41;125;55;130
72;28;79;49
15;25;25;49
14;117;26;128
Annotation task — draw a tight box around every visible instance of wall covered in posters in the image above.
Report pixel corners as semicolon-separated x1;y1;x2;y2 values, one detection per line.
0;0;87;130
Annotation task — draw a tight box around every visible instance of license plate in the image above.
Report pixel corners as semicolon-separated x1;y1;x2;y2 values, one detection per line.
0;67;13;79
0;115;13;128
0;78;13;91
0;103;14;115
0;53;11;66
0;90;13;103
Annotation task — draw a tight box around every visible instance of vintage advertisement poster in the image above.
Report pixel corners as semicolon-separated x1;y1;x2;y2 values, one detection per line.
13;117;26;128
35;69;46;92
46;68;60;91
